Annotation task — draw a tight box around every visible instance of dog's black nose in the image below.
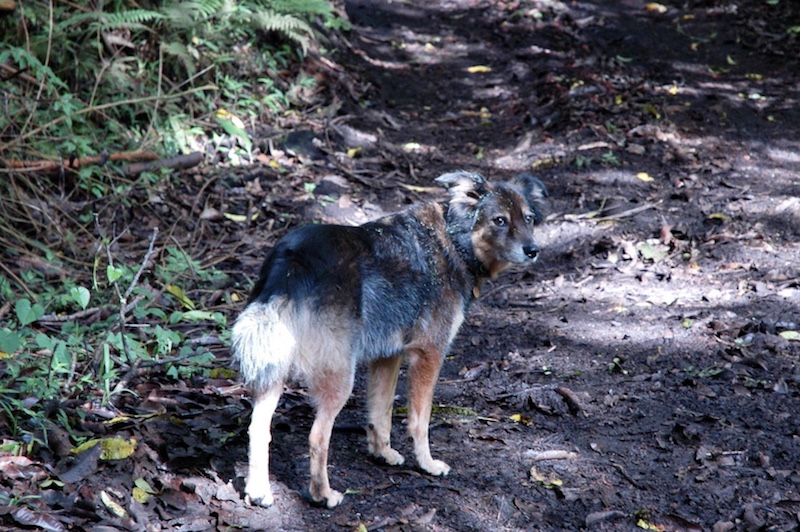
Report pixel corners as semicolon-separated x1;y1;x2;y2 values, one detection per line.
524;244;539;261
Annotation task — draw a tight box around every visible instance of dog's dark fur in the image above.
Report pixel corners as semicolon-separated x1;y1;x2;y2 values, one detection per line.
232;171;547;508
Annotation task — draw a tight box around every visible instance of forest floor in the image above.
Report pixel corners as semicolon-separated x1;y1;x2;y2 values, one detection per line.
3;0;800;531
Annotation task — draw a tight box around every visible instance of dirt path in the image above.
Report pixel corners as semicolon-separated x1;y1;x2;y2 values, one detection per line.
3;1;799;531
297;2;800;529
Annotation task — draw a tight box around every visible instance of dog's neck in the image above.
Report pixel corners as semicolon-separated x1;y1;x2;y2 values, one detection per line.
442;207;489;299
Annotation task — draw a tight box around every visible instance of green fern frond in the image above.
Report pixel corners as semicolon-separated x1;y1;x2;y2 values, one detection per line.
55;9;164;33
251;0;333;17
249;10;313;51
167;0;228;22
161;42;198;77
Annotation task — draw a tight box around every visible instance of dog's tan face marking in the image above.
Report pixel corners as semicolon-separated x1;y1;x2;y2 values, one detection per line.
471;186;540;278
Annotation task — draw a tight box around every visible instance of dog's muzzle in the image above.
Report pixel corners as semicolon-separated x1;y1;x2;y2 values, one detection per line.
523;244;540;262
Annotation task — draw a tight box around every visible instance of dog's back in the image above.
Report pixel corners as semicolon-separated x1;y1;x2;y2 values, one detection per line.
233;202;469;394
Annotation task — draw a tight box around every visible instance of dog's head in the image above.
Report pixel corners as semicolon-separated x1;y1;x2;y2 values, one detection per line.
437;171;548;279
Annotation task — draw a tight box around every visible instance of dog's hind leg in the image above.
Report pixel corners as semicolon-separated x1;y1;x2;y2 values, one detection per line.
245;383;283;507
406;346;451;476
306;368;354;508
367;355;405;466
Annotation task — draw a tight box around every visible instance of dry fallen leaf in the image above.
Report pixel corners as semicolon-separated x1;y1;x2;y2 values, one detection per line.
645;3;667;13
101;490;128;518
779;330;800;341
509;413;533;425
166;284;195;310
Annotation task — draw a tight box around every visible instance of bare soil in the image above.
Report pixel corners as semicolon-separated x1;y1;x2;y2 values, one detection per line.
3;0;800;531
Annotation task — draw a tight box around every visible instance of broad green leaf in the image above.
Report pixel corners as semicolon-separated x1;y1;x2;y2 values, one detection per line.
0;328;22;354
70;286;91;309
15;299;44;326
107;265;124;284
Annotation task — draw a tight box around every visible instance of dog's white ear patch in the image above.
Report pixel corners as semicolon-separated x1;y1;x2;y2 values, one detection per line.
436;171;489;205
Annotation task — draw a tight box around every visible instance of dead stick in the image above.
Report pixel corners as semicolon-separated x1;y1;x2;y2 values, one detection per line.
554;387;585;417
2;151;160;172
123;152;203;176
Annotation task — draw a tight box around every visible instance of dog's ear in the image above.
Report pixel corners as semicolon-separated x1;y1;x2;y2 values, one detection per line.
512;173;548;223
436;171;490;205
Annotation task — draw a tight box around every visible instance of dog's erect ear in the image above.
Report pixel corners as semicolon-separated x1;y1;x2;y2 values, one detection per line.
436;171;490;205
512;173;548;223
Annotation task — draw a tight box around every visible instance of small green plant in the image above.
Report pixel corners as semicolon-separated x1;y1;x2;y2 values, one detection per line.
575;154;593;168
600;151;621;166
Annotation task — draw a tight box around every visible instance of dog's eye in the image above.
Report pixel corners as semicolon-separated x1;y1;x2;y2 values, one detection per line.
493;216;508;227
524;214;535;225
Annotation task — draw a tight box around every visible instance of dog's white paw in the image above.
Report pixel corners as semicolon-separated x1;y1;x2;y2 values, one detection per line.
372;446;405;466
245;479;274;507
420;458;451;476
305;487;345;508
325;489;345;508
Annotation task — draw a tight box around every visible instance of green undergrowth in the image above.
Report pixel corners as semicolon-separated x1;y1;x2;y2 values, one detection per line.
0;0;347;169
0;237;232;455
0;0;348;454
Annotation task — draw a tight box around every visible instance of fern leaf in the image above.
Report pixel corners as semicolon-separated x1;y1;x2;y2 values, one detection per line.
249;10;313;52
161;42;198;77
251;0;333;17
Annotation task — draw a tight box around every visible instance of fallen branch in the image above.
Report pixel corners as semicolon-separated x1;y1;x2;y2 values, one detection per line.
123;152;203;176
2;151;159;173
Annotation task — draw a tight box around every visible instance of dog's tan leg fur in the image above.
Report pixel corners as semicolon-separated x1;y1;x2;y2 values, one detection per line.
307;369;353;508
245;383;283;506
406;346;451;476
367;355;405;465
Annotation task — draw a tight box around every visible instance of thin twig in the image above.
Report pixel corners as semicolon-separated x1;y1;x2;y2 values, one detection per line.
0;260;36;299
563;201;659;223
39;306;102;323
124;228;159;300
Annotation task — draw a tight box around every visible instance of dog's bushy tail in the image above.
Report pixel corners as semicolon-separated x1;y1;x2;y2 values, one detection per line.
231;299;295;393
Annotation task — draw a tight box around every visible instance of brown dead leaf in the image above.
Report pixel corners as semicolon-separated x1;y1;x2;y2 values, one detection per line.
59;441;102;484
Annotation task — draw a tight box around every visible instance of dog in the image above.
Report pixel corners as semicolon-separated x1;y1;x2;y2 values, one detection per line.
232;171;547;508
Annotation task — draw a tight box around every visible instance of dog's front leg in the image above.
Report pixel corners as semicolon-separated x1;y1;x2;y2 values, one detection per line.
406;346;451;476
245;384;283;507
367;355;405;466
